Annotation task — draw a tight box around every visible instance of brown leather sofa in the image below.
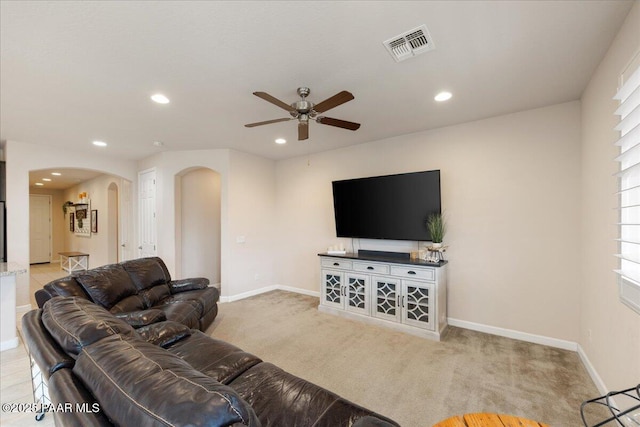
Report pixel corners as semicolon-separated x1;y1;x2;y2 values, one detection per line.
22;296;400;427
34;257;219;331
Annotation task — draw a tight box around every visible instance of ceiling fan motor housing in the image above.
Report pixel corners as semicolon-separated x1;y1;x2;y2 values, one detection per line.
291;100;314;115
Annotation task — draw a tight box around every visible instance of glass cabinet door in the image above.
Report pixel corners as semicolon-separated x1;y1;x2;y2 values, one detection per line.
373;277;401;322
402;280;434;330
322;270;344;309
345;273;369;315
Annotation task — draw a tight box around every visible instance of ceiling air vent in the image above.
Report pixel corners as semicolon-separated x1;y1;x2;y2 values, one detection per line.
383;25;435;63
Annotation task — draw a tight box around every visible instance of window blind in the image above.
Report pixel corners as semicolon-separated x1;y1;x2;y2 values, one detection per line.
615;59;640;315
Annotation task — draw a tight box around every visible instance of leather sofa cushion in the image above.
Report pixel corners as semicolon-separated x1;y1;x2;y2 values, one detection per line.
229;362;398;427
42;297;136;357
74;264;138;310
74;335;260;427
153;299;202;329
136;321;192;348
166;330;262;384
21;310;74;379
42;276;90;300
121;257;168;291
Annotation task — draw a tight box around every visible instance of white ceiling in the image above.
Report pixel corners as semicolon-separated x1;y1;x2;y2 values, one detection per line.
0;1;635;161
29;168;103;190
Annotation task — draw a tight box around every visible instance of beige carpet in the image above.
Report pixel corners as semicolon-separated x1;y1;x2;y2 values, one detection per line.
207;290;599;427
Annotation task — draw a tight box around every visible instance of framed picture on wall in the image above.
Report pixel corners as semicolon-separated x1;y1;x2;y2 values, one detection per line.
91;210;98;233
69;213;74;231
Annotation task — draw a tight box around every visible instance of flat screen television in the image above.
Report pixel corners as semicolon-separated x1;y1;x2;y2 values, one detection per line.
332;170;441;241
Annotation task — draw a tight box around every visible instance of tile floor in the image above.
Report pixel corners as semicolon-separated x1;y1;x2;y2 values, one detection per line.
1;263;64;427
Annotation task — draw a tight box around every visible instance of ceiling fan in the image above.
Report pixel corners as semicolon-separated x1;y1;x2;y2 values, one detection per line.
245;87;360;141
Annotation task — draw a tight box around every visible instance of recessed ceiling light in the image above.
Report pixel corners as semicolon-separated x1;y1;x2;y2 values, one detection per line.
93;140;107;147
42;178;51;182
51;172;61;176
275;138;287;145
434;91;452;102
151;94;170;104
35;182;44;186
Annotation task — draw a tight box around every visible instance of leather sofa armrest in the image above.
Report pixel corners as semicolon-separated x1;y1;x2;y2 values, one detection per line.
136;321;192;348
35;289;53;309
168;277;210;294
114;309;166;328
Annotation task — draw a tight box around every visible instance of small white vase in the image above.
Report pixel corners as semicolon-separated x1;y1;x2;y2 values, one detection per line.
431;242;443;249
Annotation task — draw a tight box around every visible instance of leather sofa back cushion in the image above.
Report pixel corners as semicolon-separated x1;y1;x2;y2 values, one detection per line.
75;264;138;309
74;335;259;427
122;257;169;291
42;297;135;357
43;277;90;300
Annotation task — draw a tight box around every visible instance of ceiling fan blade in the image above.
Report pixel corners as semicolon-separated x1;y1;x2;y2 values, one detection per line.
313;91;355;113
253;92;295;112
244;118;292;128
316;116;361;131
298;122;309;140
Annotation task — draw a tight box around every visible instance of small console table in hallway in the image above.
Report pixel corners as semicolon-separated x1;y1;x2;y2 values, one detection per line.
59;252;89;273
433;413;549;427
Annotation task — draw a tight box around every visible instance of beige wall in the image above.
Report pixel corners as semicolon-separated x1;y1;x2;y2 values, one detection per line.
275;101;582;343
579;2;640;391
178;168;221;283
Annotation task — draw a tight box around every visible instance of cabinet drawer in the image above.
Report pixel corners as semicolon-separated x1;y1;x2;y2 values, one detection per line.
353;262;389;275
390;265;435;281
321;258;353;270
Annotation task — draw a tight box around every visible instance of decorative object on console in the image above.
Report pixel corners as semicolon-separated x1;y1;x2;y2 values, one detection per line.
426;212;446;248
426;245;447;263
245;87;360;141
327;244;346;255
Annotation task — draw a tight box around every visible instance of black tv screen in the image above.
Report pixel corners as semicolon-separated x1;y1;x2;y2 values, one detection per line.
332;170;441;241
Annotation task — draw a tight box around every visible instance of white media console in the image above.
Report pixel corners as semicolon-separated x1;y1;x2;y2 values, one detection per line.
318;252;448;341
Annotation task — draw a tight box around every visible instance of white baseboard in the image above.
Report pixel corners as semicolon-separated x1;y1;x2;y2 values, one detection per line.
0;337;19;352
448;317;578;351
219;285;319;303
577;344;609;396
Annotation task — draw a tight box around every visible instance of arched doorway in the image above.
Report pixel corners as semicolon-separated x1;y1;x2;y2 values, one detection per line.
175;168;221;287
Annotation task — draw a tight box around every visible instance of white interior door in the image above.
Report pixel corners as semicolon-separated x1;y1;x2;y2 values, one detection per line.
138;169;157;257
29;194;51;264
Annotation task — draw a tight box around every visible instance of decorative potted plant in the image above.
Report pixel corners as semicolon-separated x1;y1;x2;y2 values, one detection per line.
62;201;74;215
426;212;446;248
